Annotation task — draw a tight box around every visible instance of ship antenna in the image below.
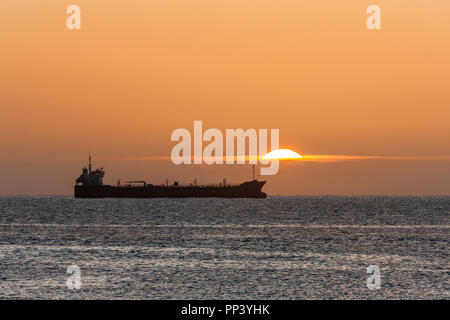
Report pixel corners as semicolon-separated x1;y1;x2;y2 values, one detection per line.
252;164;255;180
88;155;92;174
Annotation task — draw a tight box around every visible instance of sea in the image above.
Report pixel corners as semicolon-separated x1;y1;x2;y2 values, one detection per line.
0;196;448;299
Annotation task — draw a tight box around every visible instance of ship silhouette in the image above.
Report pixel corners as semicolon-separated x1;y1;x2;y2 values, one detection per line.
74;156;267;198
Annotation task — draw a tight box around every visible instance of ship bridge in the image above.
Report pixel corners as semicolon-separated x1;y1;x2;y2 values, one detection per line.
75;156;105;186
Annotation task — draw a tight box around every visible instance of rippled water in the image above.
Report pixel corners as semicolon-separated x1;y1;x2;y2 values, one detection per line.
0;196;448;299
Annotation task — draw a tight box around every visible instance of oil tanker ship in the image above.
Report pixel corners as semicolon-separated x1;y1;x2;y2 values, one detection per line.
74;156;267;198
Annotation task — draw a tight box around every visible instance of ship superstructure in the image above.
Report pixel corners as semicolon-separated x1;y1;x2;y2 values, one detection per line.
75;156;105;186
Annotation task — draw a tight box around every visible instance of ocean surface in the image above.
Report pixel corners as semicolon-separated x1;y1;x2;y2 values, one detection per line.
0;196;448;299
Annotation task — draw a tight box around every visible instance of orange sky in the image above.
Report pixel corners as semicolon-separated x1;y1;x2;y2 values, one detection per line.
1;0;450;195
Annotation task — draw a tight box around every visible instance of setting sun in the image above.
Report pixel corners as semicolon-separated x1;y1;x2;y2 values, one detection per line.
262;149;303;160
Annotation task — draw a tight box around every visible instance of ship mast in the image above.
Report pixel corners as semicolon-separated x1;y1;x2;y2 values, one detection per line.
88;155;92;174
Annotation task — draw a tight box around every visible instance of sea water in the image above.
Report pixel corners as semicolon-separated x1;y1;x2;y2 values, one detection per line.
0;196;448;299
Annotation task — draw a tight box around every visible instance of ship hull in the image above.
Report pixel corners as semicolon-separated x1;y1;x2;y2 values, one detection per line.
74;180;266;198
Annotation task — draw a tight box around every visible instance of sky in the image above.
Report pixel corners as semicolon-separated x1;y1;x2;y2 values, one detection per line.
1;0;450;195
